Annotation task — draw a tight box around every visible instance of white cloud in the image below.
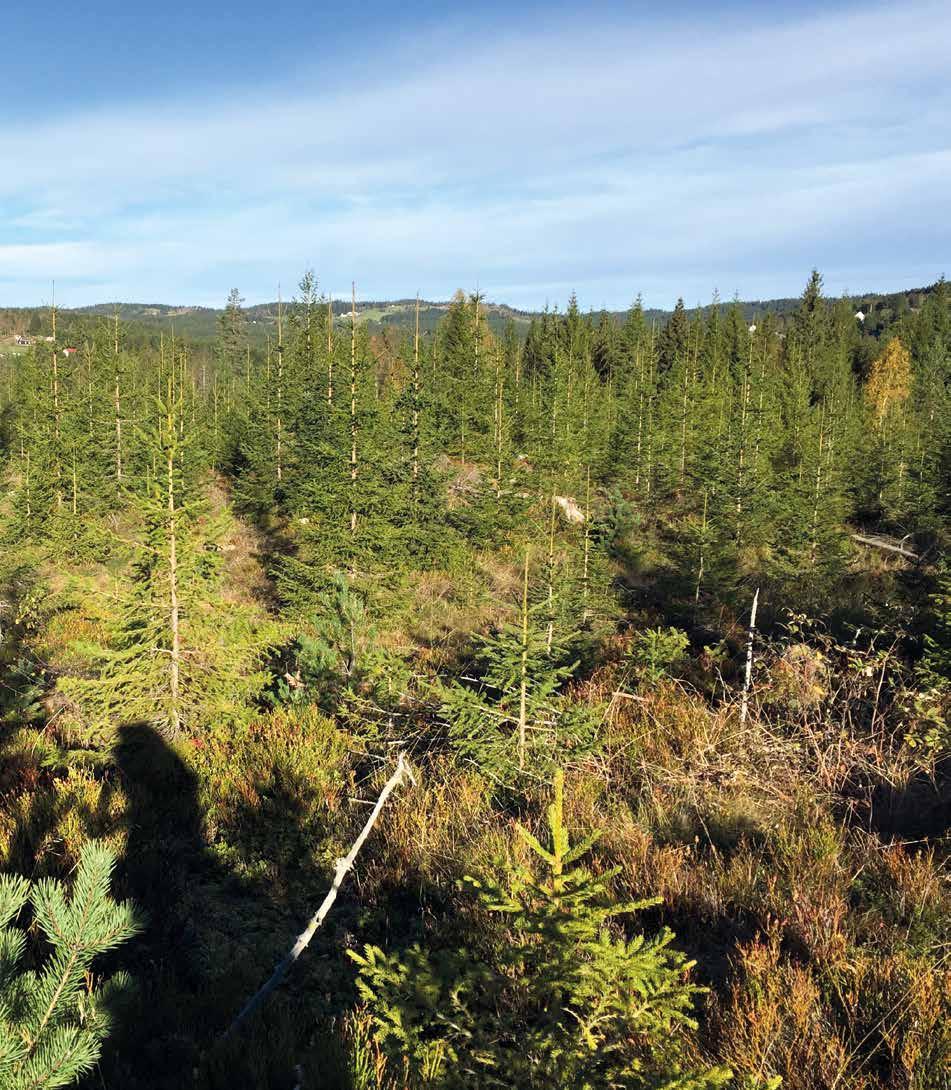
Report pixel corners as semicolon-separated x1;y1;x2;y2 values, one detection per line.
1;0;949;308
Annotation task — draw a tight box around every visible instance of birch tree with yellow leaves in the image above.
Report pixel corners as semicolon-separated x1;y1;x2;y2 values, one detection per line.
864;336;914;520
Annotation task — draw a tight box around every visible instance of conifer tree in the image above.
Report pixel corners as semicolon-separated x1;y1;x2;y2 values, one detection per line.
215;287;248;445
605;298;650;485
351;773;731;1089
767;275;855;601
59;392;274;735
906;281;951;522
659;297;690;375
0;842;139;1090
441;551;600;786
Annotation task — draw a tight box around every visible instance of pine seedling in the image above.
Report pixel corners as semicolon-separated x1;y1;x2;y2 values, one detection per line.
0;841;139;1090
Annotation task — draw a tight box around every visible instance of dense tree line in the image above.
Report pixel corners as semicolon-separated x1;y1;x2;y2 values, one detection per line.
0;272;949;1089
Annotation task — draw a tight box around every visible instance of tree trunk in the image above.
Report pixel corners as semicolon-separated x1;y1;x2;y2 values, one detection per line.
276;291;284;484
581;466;592;622
518;549;530;771
166;402;182;737
327;297;334;405
412;295;420;490
350;283;358;536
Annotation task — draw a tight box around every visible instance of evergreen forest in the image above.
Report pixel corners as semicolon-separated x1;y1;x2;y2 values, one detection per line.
1;272;949;1090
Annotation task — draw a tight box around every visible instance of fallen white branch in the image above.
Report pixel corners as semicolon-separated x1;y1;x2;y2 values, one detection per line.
225;752;414;1038
739;588;759;727
851;533;920;561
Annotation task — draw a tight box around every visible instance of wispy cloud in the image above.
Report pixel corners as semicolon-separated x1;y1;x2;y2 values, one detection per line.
1;0;948;308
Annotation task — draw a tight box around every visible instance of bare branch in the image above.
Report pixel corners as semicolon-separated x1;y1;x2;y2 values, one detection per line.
224;753;414;1038
739;588;759;727
851;533;920;562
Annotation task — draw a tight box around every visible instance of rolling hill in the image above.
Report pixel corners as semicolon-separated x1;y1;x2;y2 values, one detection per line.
1;280;944;349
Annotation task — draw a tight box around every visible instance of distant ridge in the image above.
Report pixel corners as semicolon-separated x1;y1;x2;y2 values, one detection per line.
2;281;944;345
66;279;951;324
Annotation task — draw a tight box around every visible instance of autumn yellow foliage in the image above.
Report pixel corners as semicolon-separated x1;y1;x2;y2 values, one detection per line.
865;336;911;427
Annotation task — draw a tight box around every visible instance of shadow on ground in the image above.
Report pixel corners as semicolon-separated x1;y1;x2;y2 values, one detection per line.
91;723;352;1089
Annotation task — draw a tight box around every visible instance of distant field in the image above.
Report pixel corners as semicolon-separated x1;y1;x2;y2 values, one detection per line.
0;339;32;359
335;302;531;337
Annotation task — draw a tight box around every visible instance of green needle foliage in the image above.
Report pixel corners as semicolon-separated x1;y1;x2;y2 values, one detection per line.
910;564;951;750
0;270;948;1089
59;393;276;737
351;772;730;1089
0;842;139;1090
441;553;601;787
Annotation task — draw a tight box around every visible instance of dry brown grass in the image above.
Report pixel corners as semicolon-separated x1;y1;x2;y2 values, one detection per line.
369;759;506;889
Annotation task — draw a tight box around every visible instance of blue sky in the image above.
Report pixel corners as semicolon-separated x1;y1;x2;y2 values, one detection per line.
1;0;948;310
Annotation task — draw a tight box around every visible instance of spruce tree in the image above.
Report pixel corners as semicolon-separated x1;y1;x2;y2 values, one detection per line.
59;392;275;736
440;551;600;787
217;288;247;379
351;773;731;1089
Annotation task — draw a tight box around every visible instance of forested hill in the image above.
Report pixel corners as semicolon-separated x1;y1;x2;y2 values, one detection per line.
1;278;943;346
2;297;537;344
